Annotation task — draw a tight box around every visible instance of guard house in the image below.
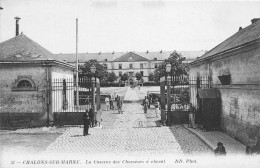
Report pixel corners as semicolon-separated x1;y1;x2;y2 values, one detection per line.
0;34;75;129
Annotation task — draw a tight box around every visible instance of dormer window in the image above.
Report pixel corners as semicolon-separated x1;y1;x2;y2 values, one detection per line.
154;58;157;60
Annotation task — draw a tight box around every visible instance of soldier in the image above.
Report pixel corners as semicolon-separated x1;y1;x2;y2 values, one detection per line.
89;107;95;127
83;110;90;136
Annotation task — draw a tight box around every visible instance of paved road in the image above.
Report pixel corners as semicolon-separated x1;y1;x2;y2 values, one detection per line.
45;103;212;156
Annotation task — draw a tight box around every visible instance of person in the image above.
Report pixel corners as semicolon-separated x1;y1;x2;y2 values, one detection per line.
109;95;114;110
105;96;110;111
89;107;94;127
154;99;160;118
143;96;149;113
117;96;123;114
115;95;119;110
214;142;226;156
148;95;151;109
188;103;195;128
83;110;90;136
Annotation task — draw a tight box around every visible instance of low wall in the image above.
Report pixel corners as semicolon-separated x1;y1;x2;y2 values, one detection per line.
53;112;84;126
170;111;189;125
0;112;47;129
221;115;260;146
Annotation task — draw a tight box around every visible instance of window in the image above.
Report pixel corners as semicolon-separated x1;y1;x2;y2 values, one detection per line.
17;80;32;88
119;64;122;69
12;76;37;91
154;58;157;60
140;63;143;69
119;72;122;76
218;75;231;85
140;71;144;76
128;57;132;61
154;63;158;68
129;63;133;69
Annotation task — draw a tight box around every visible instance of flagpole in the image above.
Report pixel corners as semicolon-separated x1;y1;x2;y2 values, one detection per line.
76;18;79;112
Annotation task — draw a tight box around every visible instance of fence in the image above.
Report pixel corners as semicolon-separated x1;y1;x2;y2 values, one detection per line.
52;77;93;113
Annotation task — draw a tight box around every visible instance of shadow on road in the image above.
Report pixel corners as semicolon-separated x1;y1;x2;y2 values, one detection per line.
70;135;84;137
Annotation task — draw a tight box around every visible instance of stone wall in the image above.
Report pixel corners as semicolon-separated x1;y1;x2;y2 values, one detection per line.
0;64;48;129
0;64;74;129
189;42;260;145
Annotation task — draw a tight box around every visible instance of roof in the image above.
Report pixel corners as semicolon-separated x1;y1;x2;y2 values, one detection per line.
0;34;54;61
193;19;260;63
52;50;205;62
114;52;149;62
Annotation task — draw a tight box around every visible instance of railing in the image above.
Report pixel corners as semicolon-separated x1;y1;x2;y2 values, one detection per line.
52;77;92;113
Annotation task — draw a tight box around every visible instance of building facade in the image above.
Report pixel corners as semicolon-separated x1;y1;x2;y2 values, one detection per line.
53;50;205;84
189;18;260;146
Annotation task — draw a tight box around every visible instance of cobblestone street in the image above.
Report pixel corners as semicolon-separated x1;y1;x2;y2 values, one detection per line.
45;103;212;156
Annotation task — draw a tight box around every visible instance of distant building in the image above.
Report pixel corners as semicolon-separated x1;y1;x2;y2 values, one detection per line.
53;50;205;85
189;18;260;145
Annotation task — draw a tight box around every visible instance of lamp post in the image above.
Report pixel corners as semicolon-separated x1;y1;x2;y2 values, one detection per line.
166;63;171;125
90;65;96;118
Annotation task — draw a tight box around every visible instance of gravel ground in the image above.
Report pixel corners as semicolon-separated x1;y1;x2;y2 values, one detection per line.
0;127;67;154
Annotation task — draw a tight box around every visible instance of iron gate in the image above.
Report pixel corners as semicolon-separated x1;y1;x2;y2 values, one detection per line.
162;75;212;125
51;77;96;125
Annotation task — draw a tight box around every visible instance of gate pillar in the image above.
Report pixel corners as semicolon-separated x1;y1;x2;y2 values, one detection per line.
160;77;166;123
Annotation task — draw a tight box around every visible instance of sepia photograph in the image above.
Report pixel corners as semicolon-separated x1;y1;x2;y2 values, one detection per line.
0;0;260;167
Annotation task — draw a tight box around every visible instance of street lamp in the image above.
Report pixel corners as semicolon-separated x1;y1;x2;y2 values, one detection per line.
166;63;171;74
90;65;96;74
166;63;171;125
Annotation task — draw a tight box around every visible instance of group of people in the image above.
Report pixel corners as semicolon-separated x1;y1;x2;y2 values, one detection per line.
105;95;123;114
83;107;95;136
142;96;160;118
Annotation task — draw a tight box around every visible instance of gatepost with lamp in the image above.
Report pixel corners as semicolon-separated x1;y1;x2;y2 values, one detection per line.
90;65;101;127
165;63;172;126
159;62;172;126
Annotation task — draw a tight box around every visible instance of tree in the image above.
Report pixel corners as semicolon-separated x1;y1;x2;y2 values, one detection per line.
135;72;142;83
148;72;154;81
120;73;129;84
79;59;108;83
153;51;188;83
107;72;117;83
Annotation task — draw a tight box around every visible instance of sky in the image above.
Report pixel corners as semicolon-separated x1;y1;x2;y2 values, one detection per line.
0;0;260;54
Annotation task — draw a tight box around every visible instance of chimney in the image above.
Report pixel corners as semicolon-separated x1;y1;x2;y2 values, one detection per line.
146;50;149;53
239;27;243;31
112;51;115;54
160;50;162;53
0;7;3;10
251;18;260;24
15;17;21;36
